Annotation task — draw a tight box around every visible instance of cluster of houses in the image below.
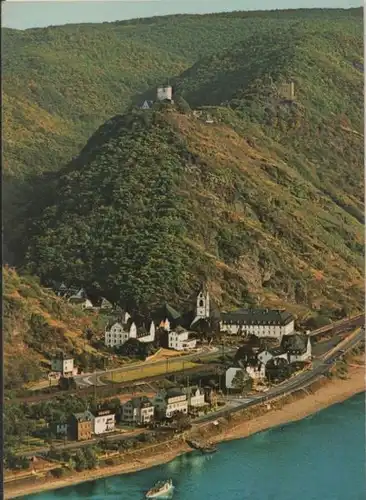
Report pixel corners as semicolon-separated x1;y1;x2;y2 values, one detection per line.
225;332;312;389
102;286;218;351
57;408;116;441
102;285;304;356
57;386;210;441
56;284;114;312
54;281;312;387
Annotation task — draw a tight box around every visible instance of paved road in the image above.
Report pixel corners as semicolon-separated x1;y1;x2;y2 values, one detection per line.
309;314;364;337
74;313;364;388
195;326;364;424
20;326;363;457
21;428;148;458
74;346;228;388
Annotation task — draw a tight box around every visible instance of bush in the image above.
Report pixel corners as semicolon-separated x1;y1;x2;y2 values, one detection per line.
51;467;66;478
105;458;116;466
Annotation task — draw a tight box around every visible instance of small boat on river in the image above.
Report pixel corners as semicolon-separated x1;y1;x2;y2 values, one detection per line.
200;443;217;454
145;479;174;499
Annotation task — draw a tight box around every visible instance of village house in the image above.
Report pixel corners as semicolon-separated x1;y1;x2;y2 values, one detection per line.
140;100;154;109
104;313;155;348
183;386;206;408
281;334;312;363
86;409;116;435
226;359;266;388
154;303;182;332
56;282;78;298
153;388;188;418
51;422;68;438
168;326;197;351
104;313;136;347
203;386;218;406
51;353;76;378
220;308;295;339
136;322;156;344
92;296;114;312
69;412;93;441
68;288;94;310
122;396;155;425
245;363;266;380
257;347;289;367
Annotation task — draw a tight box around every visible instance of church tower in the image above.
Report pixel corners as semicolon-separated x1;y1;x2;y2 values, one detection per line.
195;284;210;320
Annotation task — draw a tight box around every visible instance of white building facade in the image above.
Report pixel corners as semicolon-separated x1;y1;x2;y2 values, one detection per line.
51;354;75;377
168;329;196;351
184;387;206;408
122;397;155;425
245;363;266;380
87;409;115;435
138;322;156;343
257;349;288;367
153;389;188;418
104;319;137;348
220;309;294;339
284;335;312;363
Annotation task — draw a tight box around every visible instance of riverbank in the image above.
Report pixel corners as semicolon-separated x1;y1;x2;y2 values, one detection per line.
5;361;365;499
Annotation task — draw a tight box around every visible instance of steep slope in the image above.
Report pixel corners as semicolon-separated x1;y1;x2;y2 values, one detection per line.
175;20;364;219
3;267;103;390
5;10;364;324
3;8;362;178
22;102;363;318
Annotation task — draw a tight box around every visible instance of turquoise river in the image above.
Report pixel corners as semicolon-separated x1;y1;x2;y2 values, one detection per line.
22;392;365;500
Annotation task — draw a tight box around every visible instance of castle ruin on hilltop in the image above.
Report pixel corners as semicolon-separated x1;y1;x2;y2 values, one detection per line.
140;84;174;109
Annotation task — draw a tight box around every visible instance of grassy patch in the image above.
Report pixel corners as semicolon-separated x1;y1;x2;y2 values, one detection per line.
102;360;198;383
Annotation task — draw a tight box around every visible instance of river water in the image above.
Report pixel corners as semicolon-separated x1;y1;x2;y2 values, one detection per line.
22;392;365;500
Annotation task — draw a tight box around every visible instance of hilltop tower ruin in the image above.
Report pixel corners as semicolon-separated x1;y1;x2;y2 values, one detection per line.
278;81;295;101
157;84;173;103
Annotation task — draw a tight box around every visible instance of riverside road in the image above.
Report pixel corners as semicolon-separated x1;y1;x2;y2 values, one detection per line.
19;323;364;457
74;314;365;389
196;325;364;424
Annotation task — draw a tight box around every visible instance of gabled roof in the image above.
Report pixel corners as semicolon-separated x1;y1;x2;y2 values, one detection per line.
221;308;294;326
154;303;181;321
183;386;204;396
93;409;114;418
174;325;188;334
69;288;87;300
166;388;185;399
73;411;92;422
92;297;114;309
266;357;289;368
137;326;151;339
53;352;73;361
105;314;135;330
281;334;309;353
129;396;153;408
258;346;286;357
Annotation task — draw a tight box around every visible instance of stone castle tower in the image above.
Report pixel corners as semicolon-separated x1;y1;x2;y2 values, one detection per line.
157;84;173;102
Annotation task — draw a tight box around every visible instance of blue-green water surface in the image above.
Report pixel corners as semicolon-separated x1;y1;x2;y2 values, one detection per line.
23;392;365;500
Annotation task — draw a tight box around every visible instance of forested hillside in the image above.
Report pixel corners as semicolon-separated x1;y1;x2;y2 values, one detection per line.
3;8;362;178
3;267;103;390
3;8;364;323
